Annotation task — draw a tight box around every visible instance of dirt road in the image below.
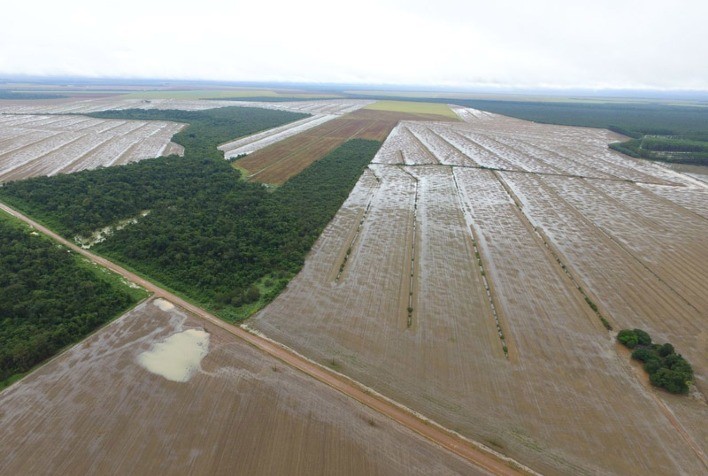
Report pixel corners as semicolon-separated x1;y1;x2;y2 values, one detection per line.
0;201;532;476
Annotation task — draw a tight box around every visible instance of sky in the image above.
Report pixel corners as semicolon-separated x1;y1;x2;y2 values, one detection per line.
2;0;707;91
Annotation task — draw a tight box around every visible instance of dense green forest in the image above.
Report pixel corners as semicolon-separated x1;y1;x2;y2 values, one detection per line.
0;105;381;321
0;212;147;388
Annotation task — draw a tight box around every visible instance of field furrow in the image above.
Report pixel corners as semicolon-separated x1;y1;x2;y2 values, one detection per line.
0;115;185;181
543;176;708;313
0;131;85;180
398;126;438;165
405;123;473;166
639;182;708;219
5;133;115;180
437;129;519;169
0;129;59;155
500;172;705;379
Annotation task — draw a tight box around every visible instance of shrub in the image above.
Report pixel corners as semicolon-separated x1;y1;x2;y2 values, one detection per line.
617;329;638;348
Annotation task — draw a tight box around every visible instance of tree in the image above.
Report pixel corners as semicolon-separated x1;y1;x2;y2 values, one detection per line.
632;328;651;346
658;343;675;357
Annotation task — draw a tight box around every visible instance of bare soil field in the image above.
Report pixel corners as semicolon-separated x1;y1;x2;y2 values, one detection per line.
0;298;485;476
0;115;184;182
236;109;457;184
253;108;708;474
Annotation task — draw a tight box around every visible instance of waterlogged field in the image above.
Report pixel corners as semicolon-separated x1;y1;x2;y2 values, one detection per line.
253;108;708;475
0;299;482;476
0;114;184;181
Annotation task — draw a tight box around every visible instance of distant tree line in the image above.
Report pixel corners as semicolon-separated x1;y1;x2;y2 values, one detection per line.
0;91;66;100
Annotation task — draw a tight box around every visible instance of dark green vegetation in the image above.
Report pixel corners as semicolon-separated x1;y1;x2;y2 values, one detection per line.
0;106;380;321
609;135;708;164
617;329;694;394
0;212;147;389
0;90;65;100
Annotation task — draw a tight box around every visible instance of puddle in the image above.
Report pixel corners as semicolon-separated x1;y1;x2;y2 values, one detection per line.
137;329;209;382
154;298;175;311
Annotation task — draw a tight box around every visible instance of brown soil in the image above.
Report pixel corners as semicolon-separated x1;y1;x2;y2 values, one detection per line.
252;110;708;475
0;299;487;475
236;109;457;184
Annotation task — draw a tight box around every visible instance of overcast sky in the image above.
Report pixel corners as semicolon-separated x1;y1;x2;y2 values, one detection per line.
2;0;707;90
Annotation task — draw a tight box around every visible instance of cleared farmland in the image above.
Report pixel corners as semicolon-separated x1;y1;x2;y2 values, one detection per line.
0;114;184;181
0;97;372;115
0;97;373;182
236;107;458;184
253;108;708;474
0;298;484;475
218;113;338;158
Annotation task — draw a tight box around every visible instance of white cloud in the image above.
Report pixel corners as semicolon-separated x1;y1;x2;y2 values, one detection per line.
1;0;706;90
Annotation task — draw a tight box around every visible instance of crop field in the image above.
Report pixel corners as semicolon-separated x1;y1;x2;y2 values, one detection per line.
218;114;338;158
235;108;458;184
365;100;459;118
0;114;184;181
253;108;708;474
0;298;482;476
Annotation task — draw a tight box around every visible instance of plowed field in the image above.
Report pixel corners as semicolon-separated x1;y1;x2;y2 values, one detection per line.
0;115;184;181
0;299;485;476
253;108;708;474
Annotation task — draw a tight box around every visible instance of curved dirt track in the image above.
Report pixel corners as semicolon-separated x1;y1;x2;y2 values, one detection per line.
0;201;531;476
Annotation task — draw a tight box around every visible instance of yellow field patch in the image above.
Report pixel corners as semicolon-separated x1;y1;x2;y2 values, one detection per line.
364;100;458;119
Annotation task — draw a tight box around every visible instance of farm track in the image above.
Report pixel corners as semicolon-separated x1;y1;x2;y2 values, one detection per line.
0;200;529;476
